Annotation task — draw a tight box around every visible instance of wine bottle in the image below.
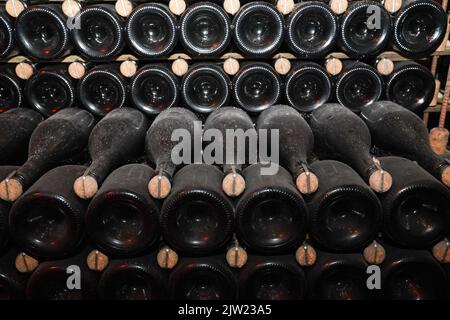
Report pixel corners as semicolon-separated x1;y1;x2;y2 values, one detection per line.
179;2;231;56
14;4;71;60
78;64;127;117
233;1;284;56
0;166;17;251
0;5;15;59
233;62;281;113
236;163;308;254
0;109;43;166
310;103;393;193
239;254;306;300
285;62;332;112
71;4;124;60
0;66;22;113
307;250;374;300
161;164;234;256
257;105;319;195
86;164;161;257
393;0;447;58
381;243;449;299
339;1;391;57
286;1;337;58
335;61;384;112
9;165;89;259
203;106;256;197
125;3;177;58
130;65;178;115
0;108;95;202
182;63;230;114
360;101;450;188
169;255;237;300
307;160;382;251
385;61;435;114
73;108;149;199
145;107;199;199
25;65;76;117
377;156;450;248
98;250;168;300
0;248;27;300
26;247;98;300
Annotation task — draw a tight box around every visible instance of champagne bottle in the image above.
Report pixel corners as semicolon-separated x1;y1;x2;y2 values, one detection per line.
146;107;199;199
308;160;382;251
0;109;43;165
86;164;161;257
360;101;450;188
161;164;234;256
310;103;393;193
0;248;27;300
378;156;450;248
169;255;237;300
256;105;319;195
239;254;306;300
9;165;89;259
0;108;95;202
73;108;149;199
0;66;22;113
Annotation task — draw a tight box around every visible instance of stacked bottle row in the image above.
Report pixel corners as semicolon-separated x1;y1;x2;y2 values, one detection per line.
0;59;437;118
0;0;447;61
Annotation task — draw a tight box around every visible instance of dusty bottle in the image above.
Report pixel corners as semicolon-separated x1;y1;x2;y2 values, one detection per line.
310;103;393;193
145;107;200;200
86;164;161;257
0;166;17;251
378;156;450;248
0;108;95;202
161;164;234;256
308;160;383;251
0;109;43;165
203;106;256;197
257;105;319;195
73;108;149;199
0;65;22;112
360;101;450;188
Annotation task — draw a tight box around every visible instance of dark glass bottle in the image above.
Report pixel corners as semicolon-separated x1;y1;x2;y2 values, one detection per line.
256;105;318;195
307;250;374;300
239;254;306;300
335;61;384;112
286;1;337;58
98;251;168;300
233;62;281;113
161;164;234;256
125;3;178;58
233;1;284;56
0;109;43;166
381;244;449;299
71;4;125;60
385;61;435;114
78;64;127;117
360;101;450;188
308;160;382;251
236;163;308;254
73;107;149;199
0;167;17;251
310;103;393;193
339;1;391;57
15;4;71;60
182;63;230;113
285;62;332;112
0;6;15;59
0;248;27;300
180;2;231;56
26;248;98;300
86;164;161;257
393;0;447;58
0;108;95;202
169;255;237;300
130;65;178;115
25;65;75;117
378;156;450;248
0;66;22;113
